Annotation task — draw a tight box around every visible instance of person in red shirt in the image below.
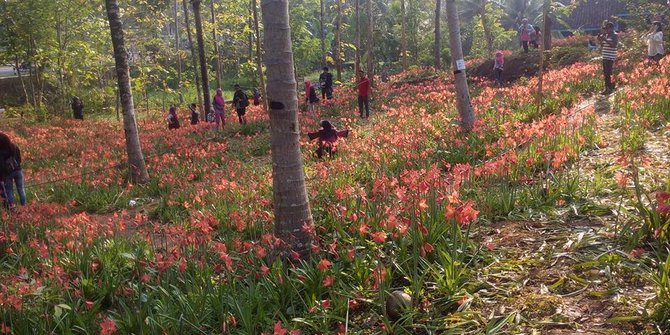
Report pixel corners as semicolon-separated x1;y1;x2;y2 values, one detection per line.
356;70;371;119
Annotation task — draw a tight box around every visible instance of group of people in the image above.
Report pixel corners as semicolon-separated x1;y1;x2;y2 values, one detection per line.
167;84;255;131
506;18;665;95
0;132;26;209
518;18;542;53
597;20;664;95
304;67;371;119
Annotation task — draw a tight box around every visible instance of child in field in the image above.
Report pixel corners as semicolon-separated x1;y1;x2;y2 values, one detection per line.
189;103;199;125
307;120;349;158
253;88;261;106
305;80;319;112
167;105;180;130
212;88;226;130
493;51;504;86
232;84;249;125
207;107;215;123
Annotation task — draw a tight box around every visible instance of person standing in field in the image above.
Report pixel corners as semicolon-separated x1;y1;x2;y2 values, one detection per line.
597;21;618;95
305;80;319;112
252;87;261;106
518;18;534;53
493;51;505;87
319;67;334;100
71;96;84;120
167;105;180;130
642;21;665;64
530;26;541;49
0;132;26;207
232;84;249;125
189;103;199;125
356;70;371;119
212;88;226;130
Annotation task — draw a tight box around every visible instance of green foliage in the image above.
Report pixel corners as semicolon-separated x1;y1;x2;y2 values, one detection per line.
468;3;516;58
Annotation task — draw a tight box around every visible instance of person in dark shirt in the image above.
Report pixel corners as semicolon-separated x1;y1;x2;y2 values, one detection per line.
232;84;249;125
71;96;84;120
319;67;334;100
167;105;180;130
0;132;26;207
308;120;349;158
189;103;199;125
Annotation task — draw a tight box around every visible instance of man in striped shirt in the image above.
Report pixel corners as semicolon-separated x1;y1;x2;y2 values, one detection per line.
597;21;618;95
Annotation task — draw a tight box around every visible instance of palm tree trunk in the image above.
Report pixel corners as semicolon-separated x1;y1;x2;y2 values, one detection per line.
183;0;203;115
366;0;374;85
105;0;150;184
445;0;475;131
434;0;441;70
335;0;343;81
252;0;268;112
536;1;549;114
56;11;67;115
400;0;408;70
191;0;212;119
320;0;326;66
210;0;222;89
261;0;313;258
355;0;361;76
544;15;552;50
480;0;494;56
174;0;184;104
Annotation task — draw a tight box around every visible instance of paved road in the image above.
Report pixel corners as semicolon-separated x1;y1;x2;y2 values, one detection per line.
0;66;16;77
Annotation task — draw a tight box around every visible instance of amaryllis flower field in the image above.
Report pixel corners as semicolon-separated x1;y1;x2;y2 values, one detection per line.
1;39;670;334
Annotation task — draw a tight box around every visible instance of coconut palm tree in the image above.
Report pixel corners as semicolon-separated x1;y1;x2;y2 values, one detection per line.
261;0;314;258
105;0;150;184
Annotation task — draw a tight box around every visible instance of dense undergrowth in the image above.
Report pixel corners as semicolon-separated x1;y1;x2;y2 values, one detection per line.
1;44;669;334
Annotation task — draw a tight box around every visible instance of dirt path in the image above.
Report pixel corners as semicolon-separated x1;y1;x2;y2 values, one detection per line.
472;92;668;334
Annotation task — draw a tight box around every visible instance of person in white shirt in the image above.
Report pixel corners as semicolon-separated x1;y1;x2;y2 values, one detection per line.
642;21;665;64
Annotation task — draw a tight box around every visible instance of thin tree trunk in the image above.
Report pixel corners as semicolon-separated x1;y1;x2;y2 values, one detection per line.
434;0;441;69
29;35;43;108
183;0;203;114
14;55;30;108
355;0;361;76
335;0;343;81
536;1;549;114
544;16;552;50
252;0;268;112
366;0;374;85
210;0;222;89
192;0;212;118
105;0;150;184
480;0;494;56
28;57;37;108
445;0;475;131
320;0;326;66
261;0;313;258
174;0;184;104
400;0;408;69
56;11;67;115
248;5;254;61
116;88;120;122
